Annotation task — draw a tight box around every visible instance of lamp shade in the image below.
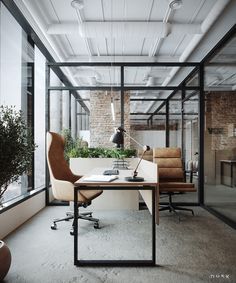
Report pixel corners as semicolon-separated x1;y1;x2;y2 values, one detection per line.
110;131;124;146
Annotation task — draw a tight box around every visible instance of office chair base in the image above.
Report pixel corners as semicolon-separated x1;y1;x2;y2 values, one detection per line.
159;193;194;221
159;205;194;216
51;211;100;233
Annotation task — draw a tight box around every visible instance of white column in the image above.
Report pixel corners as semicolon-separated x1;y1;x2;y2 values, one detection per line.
62;90;69;130
86;113;89;130
77;104;82;133
50;71;61;133
82;108;86;130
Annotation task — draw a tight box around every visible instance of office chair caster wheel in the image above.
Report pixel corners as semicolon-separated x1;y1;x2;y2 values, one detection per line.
70;229;74;236
94;222;99;229
51;223;57;230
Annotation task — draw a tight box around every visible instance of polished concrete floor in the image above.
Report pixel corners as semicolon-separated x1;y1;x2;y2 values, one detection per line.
3;206;236;283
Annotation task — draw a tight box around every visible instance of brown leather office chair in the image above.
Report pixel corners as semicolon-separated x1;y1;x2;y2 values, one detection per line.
137;148;153;162
46;132;103;234
153;147;196;218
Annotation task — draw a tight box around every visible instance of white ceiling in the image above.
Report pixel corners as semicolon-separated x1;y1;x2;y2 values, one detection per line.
15;0;236;123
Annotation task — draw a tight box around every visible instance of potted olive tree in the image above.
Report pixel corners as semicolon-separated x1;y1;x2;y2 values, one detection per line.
0;105;36;205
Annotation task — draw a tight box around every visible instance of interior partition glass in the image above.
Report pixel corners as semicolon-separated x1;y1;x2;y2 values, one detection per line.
169;92;182;148
0;3;34;203
204;32;236;223
129;90;165;152
182;92;199;202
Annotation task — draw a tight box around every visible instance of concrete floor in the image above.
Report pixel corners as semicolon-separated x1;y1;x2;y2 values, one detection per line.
3;206;236;283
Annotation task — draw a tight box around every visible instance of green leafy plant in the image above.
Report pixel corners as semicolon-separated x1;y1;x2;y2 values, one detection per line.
61;129;86;162
61;129;136;160
67;147;136;159
0;106;36;200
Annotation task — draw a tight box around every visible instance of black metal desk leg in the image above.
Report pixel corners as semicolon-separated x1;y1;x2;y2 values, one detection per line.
221;162;223;185
152;187;156;264
231;163;233;187
74;188;78;265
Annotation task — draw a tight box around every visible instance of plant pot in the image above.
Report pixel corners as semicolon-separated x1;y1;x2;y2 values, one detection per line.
0;240;11;281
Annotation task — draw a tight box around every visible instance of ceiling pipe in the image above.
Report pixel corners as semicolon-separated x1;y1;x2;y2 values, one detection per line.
73;68;102;84
66;55;180;62
162;0;230;87
18;0;64;61
47;22;201;37
146;0;230;113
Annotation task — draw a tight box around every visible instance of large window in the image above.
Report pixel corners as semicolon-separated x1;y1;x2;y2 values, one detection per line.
0;3;46;203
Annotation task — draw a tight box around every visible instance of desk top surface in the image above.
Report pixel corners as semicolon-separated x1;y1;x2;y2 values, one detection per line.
74;167;157;187
220;160;236;163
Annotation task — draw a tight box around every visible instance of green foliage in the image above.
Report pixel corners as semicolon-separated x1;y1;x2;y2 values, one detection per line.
67;147;136;159
0;106;36;198
61;129;85;162
61;129;136;160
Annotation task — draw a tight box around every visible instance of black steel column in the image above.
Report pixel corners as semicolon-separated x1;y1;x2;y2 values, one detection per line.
69;91;72;131
121;66;124;129
45;63;50;205
165;100;169;147
74;187;78;265
199;64;204;205
181;85;186;165
152;187;156;263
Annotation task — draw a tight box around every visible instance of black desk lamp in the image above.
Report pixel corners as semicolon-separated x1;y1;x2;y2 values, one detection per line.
110;127;150;182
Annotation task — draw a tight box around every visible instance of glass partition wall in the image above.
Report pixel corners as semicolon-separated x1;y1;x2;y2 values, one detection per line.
204;31;236;225
46;63;201;206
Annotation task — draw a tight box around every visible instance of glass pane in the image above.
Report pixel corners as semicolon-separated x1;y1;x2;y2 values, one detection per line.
182;92;199;203
34;46;46;189
0;4;34;202
204;91;236;222
169;92;182;148
129;90;166;150
204;32;236;222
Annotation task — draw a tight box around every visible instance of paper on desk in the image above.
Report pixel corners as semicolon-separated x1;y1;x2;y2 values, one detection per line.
80;175;119;182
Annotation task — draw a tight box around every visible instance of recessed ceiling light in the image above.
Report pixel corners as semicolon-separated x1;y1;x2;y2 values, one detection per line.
169;0;183;10
71;0;84;10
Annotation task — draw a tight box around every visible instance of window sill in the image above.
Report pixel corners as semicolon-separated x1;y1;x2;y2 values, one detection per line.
0;187;46;214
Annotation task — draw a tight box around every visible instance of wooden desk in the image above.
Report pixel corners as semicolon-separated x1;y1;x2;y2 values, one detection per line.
73;160;158;267
220;160;236;187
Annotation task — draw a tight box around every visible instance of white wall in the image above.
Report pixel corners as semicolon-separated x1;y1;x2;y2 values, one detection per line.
79;130;90;146
133;130;165;148
0;192;45;239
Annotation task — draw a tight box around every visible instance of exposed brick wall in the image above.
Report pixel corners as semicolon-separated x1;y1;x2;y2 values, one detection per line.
205;92;236;150
90;91;130;148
